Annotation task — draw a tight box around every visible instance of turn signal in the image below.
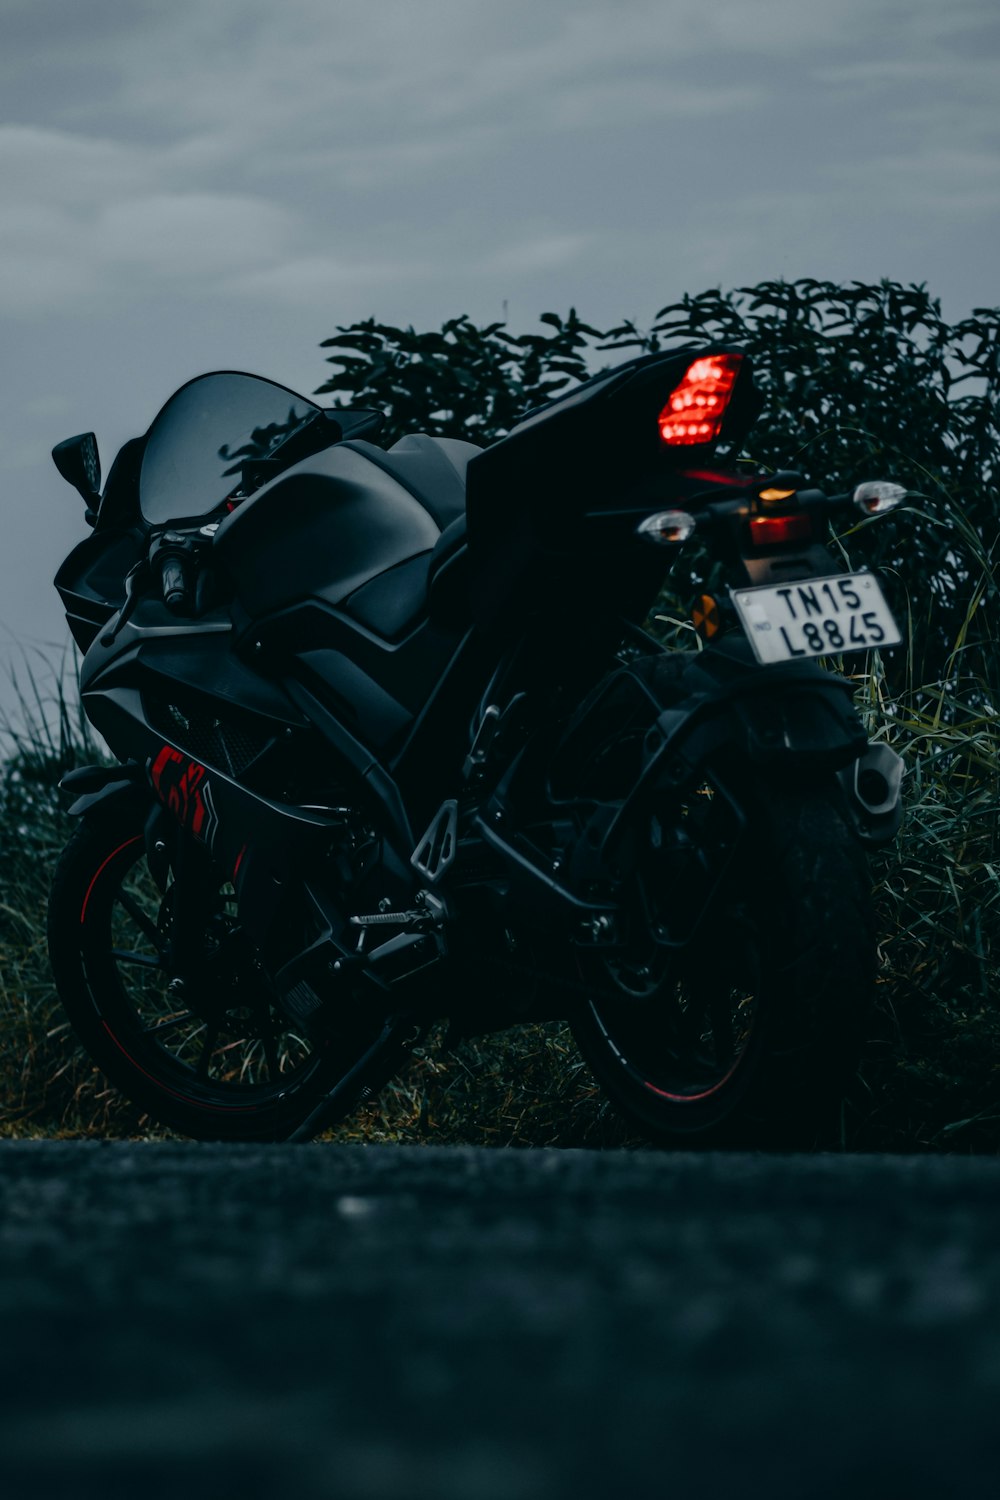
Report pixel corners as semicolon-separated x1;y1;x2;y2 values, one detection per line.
659;354;742;446
637;510;697;546
853;481;906;515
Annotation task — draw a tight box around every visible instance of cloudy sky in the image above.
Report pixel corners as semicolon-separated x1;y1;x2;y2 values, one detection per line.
1;0;997;713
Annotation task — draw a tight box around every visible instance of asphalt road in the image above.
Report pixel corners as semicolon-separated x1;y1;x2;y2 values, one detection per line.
0;1142;997;1499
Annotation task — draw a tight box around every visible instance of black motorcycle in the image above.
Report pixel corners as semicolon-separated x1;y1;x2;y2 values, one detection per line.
46;348;904;1144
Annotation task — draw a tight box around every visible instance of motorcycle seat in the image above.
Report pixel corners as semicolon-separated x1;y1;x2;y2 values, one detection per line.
341;513;469;641
351;434;479;530
332;434;478;641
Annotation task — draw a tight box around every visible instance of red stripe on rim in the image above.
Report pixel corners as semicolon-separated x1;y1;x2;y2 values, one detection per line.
99;1021;260;1113
642;1054;743;1103
80;836;143;924
83;834;281;1116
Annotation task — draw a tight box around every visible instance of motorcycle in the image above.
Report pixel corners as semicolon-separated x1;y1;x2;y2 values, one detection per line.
46;348;905;1144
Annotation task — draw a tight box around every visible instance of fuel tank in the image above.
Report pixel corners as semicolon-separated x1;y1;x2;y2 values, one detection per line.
213;435;476;621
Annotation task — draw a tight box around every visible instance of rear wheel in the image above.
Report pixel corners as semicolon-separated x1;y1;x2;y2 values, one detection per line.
571;780;874;1146
47;806;367;1140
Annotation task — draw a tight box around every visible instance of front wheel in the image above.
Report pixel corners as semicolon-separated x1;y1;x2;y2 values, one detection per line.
570;781;874;1147
47;804;370;1141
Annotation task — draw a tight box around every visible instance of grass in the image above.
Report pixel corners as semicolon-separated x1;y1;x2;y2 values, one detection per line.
837;525;1000;1151
4;566;1000;1152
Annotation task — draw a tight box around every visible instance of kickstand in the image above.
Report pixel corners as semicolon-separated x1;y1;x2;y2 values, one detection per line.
285;1014;420;1143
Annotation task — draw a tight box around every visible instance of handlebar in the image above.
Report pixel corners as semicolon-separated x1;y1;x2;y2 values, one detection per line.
149;528;209;616
100;524;215;646
159;554;191;613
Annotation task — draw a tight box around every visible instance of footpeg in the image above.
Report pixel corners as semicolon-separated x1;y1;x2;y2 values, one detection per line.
348;890;447;986
350;890;447;931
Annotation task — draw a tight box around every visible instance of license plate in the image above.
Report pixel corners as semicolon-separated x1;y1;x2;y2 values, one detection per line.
731;572;901;665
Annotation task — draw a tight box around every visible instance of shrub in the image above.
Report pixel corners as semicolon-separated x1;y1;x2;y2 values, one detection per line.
4;280;999;1149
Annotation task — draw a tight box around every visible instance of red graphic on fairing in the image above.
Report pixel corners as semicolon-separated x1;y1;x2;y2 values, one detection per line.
149;746;219;850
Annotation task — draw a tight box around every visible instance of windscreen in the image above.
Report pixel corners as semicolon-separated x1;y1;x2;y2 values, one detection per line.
139;372;321;524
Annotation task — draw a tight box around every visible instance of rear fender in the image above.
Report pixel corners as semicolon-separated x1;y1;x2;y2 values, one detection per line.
674;640;868;772
565;642;888;884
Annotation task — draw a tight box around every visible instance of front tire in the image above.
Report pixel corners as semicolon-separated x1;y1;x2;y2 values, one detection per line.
47;804;362;1141
571;781;874;1147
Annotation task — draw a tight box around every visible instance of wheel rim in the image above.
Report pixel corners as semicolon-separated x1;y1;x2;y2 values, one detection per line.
577;762;766;1108
81;836;326;1114
586;901;765;1104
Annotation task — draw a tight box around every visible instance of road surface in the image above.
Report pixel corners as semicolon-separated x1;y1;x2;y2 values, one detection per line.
0;1142;997;1497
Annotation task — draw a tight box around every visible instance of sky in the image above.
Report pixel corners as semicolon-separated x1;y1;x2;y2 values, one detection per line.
1;0;998;719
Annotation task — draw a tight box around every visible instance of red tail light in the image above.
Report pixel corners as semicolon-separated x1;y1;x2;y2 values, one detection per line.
749;513;813;546
659;354;742;446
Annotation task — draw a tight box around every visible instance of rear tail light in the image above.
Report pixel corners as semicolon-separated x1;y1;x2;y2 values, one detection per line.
749;513;813;546
659;354;742;446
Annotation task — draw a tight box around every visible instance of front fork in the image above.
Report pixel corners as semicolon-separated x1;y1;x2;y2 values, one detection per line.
143;803;229;994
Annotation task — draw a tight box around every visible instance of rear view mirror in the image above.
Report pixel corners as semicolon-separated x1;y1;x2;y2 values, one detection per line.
52;432;102;512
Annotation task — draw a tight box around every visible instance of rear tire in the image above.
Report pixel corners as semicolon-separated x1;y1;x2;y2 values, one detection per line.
571;781;874;1147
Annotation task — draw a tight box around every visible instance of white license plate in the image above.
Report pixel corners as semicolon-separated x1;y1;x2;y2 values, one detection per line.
731;572;901;665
